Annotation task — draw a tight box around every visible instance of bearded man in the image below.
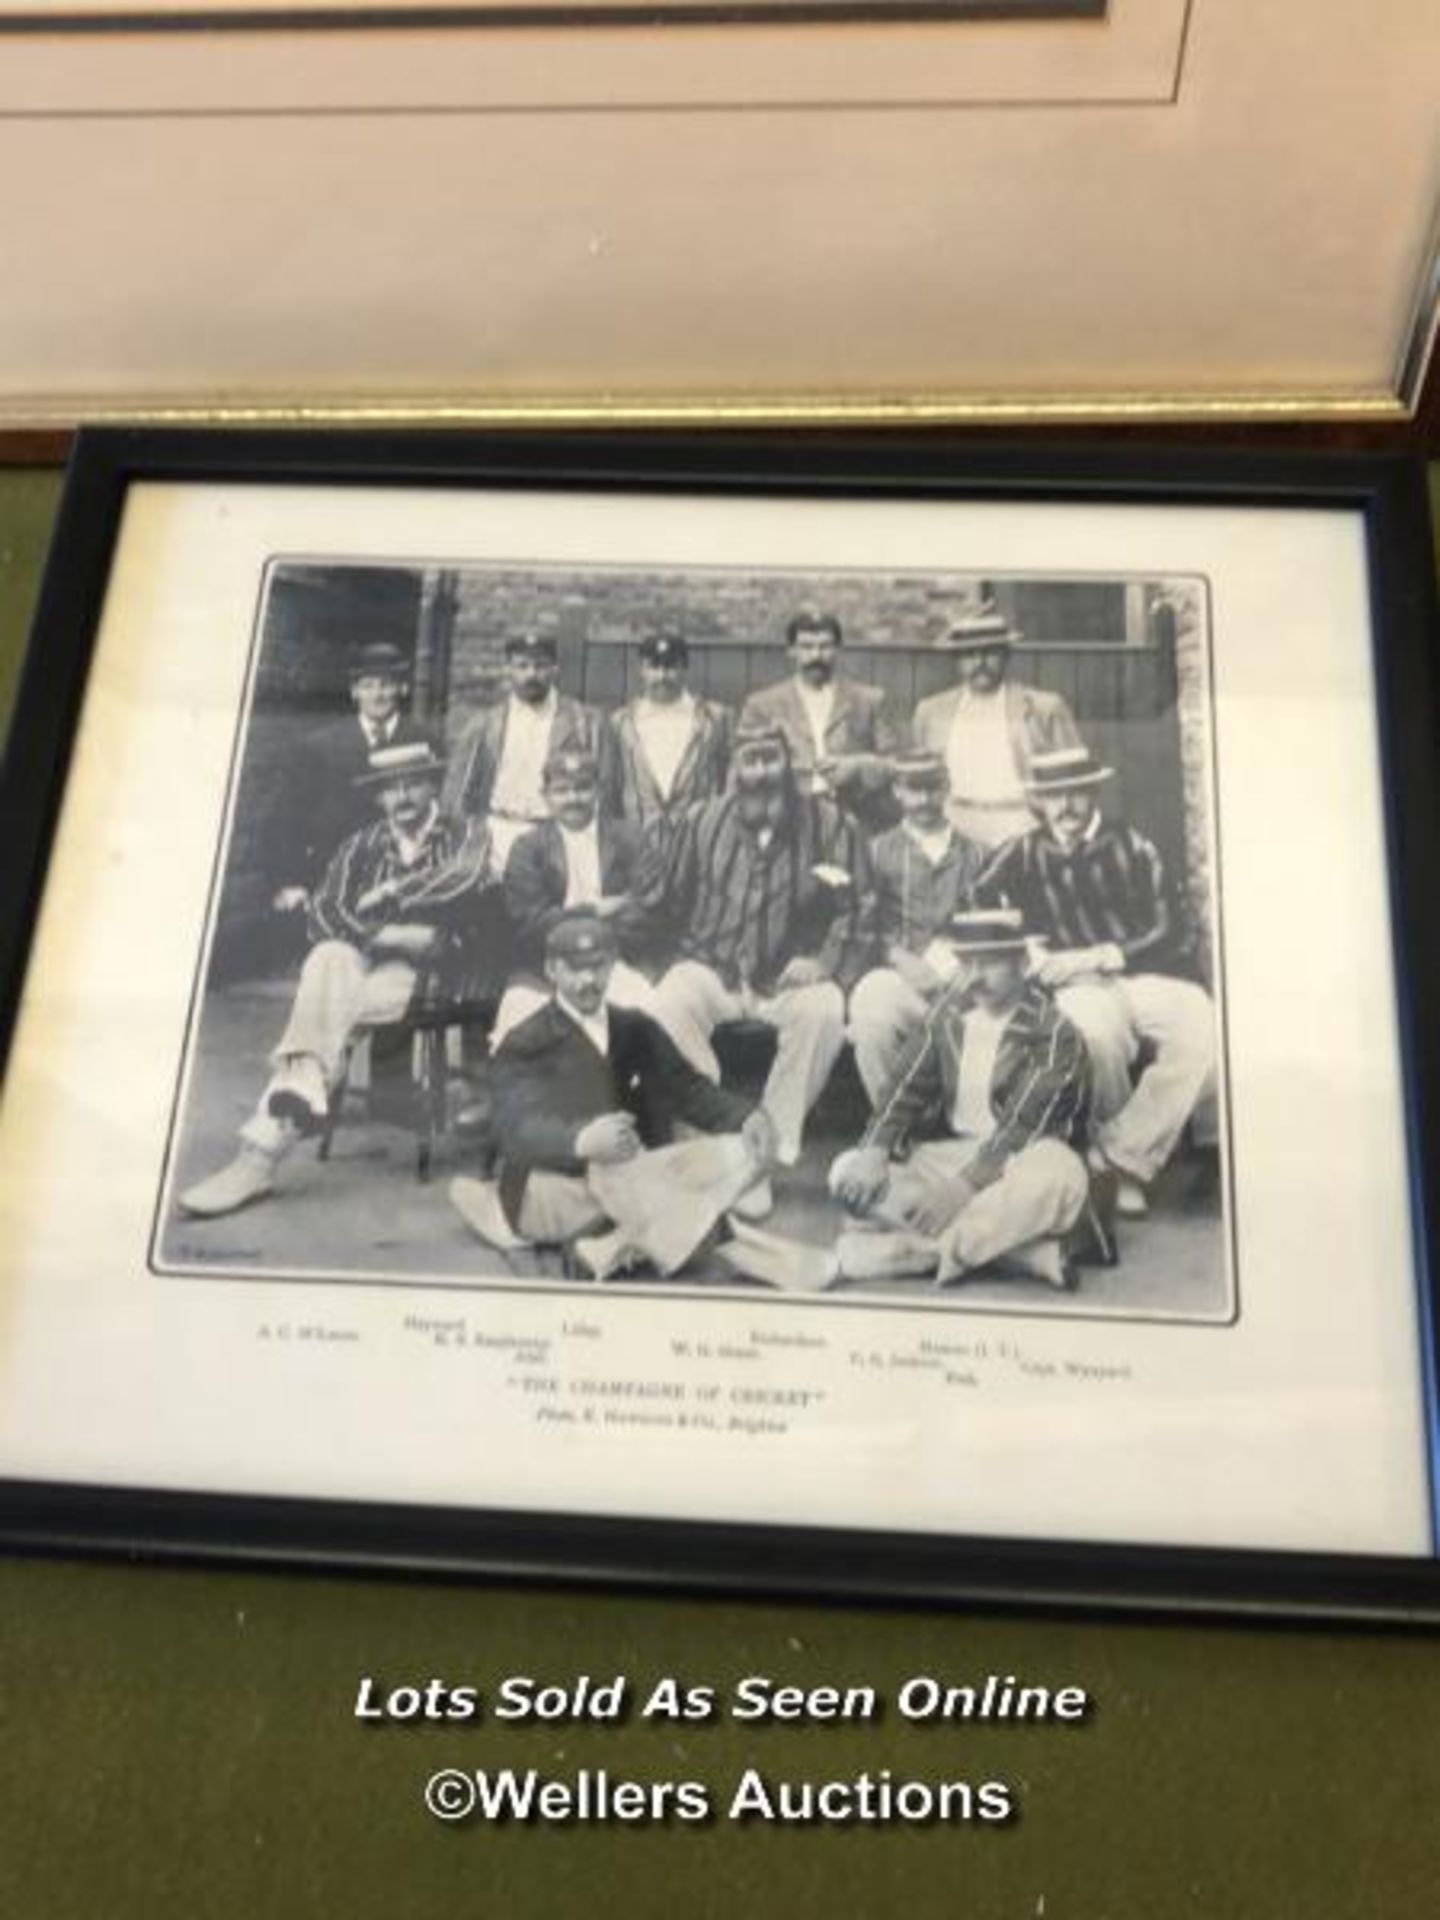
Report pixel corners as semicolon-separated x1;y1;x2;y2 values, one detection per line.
641;722;874;1184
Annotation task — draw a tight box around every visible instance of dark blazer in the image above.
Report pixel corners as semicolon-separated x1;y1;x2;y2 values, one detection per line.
739;675;906;831
268;712;428;892
492;1001;753;1226
442;696;618;822
611;696;734;835
503;816;647;968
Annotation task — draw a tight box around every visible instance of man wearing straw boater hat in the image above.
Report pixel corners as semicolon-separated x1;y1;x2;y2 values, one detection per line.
824;906;1090;1289
913;607;1080;850
449;909;778;1280
179;740;496;1218
974;743;1216;1219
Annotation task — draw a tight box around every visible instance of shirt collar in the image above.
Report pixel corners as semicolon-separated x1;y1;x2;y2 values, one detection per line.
557;995;609;1052
902;818;953;853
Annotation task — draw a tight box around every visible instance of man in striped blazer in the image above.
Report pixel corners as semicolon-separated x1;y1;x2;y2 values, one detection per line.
642;722;874;1183
611;631;734;838
828;908;1090;1289
847;750;989;1104
179;741;495;1219
972;744;1216;1219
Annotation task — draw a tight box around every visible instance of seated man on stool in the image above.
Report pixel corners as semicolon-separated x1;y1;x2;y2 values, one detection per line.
848;750;988;1106
180;741;495;1217
828;908;1090;1289
973;744;1217;1219
450;910;777;1280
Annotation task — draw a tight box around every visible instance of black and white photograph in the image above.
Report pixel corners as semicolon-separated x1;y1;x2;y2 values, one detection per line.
1;446;1431;1590
153;554;1232;1323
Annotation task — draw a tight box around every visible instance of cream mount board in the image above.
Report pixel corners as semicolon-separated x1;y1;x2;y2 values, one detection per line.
0;0;1434;423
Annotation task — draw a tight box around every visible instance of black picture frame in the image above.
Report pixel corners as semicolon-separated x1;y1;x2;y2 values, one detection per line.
2;425;1438;1624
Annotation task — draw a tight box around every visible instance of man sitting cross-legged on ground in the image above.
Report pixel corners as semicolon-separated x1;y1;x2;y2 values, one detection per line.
642;721;874;1195
972;744;1217;1220
450;910;778;1280
848;750;989;1106
827;908;1090;1290
180;741;495;1218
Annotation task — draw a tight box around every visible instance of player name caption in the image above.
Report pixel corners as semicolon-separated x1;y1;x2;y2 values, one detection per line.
397;1310;1136;1438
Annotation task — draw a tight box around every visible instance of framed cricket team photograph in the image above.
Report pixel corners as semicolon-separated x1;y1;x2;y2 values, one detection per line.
0;429;1437;1619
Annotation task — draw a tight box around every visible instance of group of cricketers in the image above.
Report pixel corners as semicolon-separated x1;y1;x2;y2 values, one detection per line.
178;601;1217;1296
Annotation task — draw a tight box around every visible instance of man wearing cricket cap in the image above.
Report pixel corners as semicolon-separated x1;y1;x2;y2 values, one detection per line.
612;630;734;837
847;749;989;1105
450;909;778;1280
179;740;495;1218
973;742;1216;1218
441;629;616;863
913;607;1079;849
826;906;1090;1288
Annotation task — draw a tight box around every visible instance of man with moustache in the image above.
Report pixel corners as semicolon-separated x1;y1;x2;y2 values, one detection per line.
972;744;1216;1219
643;722;873;1184
179;741;495;1218
847;750;989;1105
827;908;1090;1289
441;630;616;865
449;910;778;1279
739;608;905;831
913;608;1079;851
611;630;734;838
